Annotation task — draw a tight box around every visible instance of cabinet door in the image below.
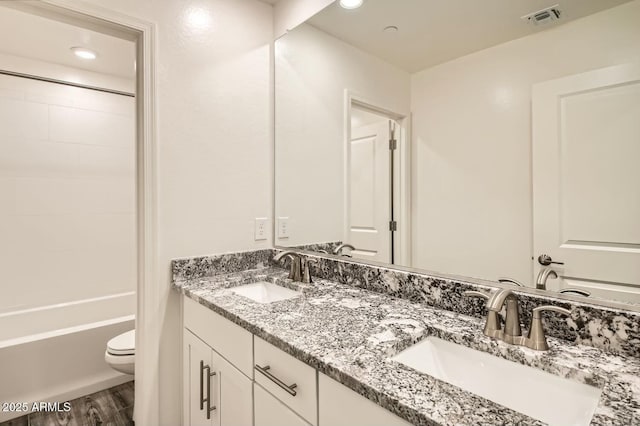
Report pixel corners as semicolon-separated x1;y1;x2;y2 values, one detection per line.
184;330;216;426
318;373;410;426
254;383;311;426
210;349;252;426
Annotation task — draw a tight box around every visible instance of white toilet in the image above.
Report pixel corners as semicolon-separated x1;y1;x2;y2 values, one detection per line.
105;329;135;375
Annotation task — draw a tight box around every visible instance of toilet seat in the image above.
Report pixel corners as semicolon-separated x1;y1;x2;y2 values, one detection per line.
107;329;135;356
105;329;135;375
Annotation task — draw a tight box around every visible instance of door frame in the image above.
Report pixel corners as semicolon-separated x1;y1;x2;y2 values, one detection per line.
343;90;411;266
2;1;159;423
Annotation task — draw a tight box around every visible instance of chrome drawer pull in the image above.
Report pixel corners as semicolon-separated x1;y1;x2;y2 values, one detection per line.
199;360;205;410
202;363;217;419
255;364;298;396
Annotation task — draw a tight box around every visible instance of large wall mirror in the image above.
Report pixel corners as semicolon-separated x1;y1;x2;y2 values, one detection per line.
274;0;640;306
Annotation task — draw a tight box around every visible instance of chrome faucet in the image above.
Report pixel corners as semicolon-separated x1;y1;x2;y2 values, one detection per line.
333;243;355;256
486;289;523;344
535;267;558;290
466;288;573;351
273;251;303;282
302;257;318;284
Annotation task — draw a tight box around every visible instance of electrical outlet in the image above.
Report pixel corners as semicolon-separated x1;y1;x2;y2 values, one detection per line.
278;217;290;239
254;218;268;241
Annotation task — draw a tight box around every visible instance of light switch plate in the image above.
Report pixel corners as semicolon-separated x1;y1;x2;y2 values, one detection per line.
254;218;268;241
278;217;290;239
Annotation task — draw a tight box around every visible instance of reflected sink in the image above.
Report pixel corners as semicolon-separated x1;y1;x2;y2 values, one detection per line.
231;282;302;304
391;337;602;426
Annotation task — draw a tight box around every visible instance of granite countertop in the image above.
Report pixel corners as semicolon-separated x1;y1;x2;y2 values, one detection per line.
172;266;640;426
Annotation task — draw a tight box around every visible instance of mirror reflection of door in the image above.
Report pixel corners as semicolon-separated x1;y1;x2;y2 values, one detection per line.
347;107;393;263
532;64;640;302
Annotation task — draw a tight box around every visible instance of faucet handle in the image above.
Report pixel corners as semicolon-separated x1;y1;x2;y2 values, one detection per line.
302;257;318;284
525;305;572;351
498;277;524;287
559;288;590;297
463;290;490;300
274;251;303;282
464;290;503;337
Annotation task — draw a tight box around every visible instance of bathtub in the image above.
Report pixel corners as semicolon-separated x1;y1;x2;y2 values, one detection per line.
0;292;135;422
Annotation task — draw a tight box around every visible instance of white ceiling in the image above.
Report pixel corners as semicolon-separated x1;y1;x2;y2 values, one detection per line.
0;5;135;79
308;0;634;73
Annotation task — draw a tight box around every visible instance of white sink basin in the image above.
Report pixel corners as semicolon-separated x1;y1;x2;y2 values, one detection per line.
231;282;301;304
391;337;602;426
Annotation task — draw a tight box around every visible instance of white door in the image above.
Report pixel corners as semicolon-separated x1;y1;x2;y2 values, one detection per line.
532;64;640;302
347;120;391;263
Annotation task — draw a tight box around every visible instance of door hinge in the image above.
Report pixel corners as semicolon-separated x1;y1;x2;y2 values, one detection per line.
389;139;397;150
389;221;397;232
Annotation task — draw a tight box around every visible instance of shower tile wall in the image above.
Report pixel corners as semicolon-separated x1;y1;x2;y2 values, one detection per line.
0;73;136;313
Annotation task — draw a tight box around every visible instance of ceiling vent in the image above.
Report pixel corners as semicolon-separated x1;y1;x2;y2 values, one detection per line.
522;5;562;26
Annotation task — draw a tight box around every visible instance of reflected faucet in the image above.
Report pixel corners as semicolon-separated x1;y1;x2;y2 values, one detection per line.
559;288;591;297
535;268;558;290
498;277;524;287
333;243;355;256
273;251;303;282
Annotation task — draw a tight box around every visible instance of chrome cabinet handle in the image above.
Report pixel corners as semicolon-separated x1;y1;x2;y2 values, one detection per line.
255;364;297;396
538;254;564;266
202;363;217;419
199;360;205;410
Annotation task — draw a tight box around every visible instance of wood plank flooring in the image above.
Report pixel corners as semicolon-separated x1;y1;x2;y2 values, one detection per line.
1;381;134;426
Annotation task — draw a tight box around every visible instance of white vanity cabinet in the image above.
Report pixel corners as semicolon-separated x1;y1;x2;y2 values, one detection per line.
184;330;218;426
254;336;317;425
254;383;312;426
318;373;411;426
182;296;410;426
183;298;253;426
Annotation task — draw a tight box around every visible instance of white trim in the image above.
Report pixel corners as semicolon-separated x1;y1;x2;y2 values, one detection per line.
343;90;412;267
3;2;159;424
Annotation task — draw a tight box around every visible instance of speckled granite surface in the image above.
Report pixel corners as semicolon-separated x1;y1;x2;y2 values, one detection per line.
172;249;275;281
305;253;640;358
172;249;640;359
173;266;640;426
291;241;343;254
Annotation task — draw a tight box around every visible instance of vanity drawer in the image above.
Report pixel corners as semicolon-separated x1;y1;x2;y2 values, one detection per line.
183;296;253;377
254;336;317;425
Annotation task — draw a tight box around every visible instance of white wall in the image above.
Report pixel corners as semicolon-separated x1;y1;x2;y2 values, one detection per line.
0;56;136;314
72;0;273;424
273;0;334;38
410;0;640;284
275;23;410;246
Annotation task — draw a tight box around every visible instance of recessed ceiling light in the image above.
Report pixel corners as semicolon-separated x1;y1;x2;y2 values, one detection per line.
383;25;398;33
339;0;363;10
71;47;97;60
